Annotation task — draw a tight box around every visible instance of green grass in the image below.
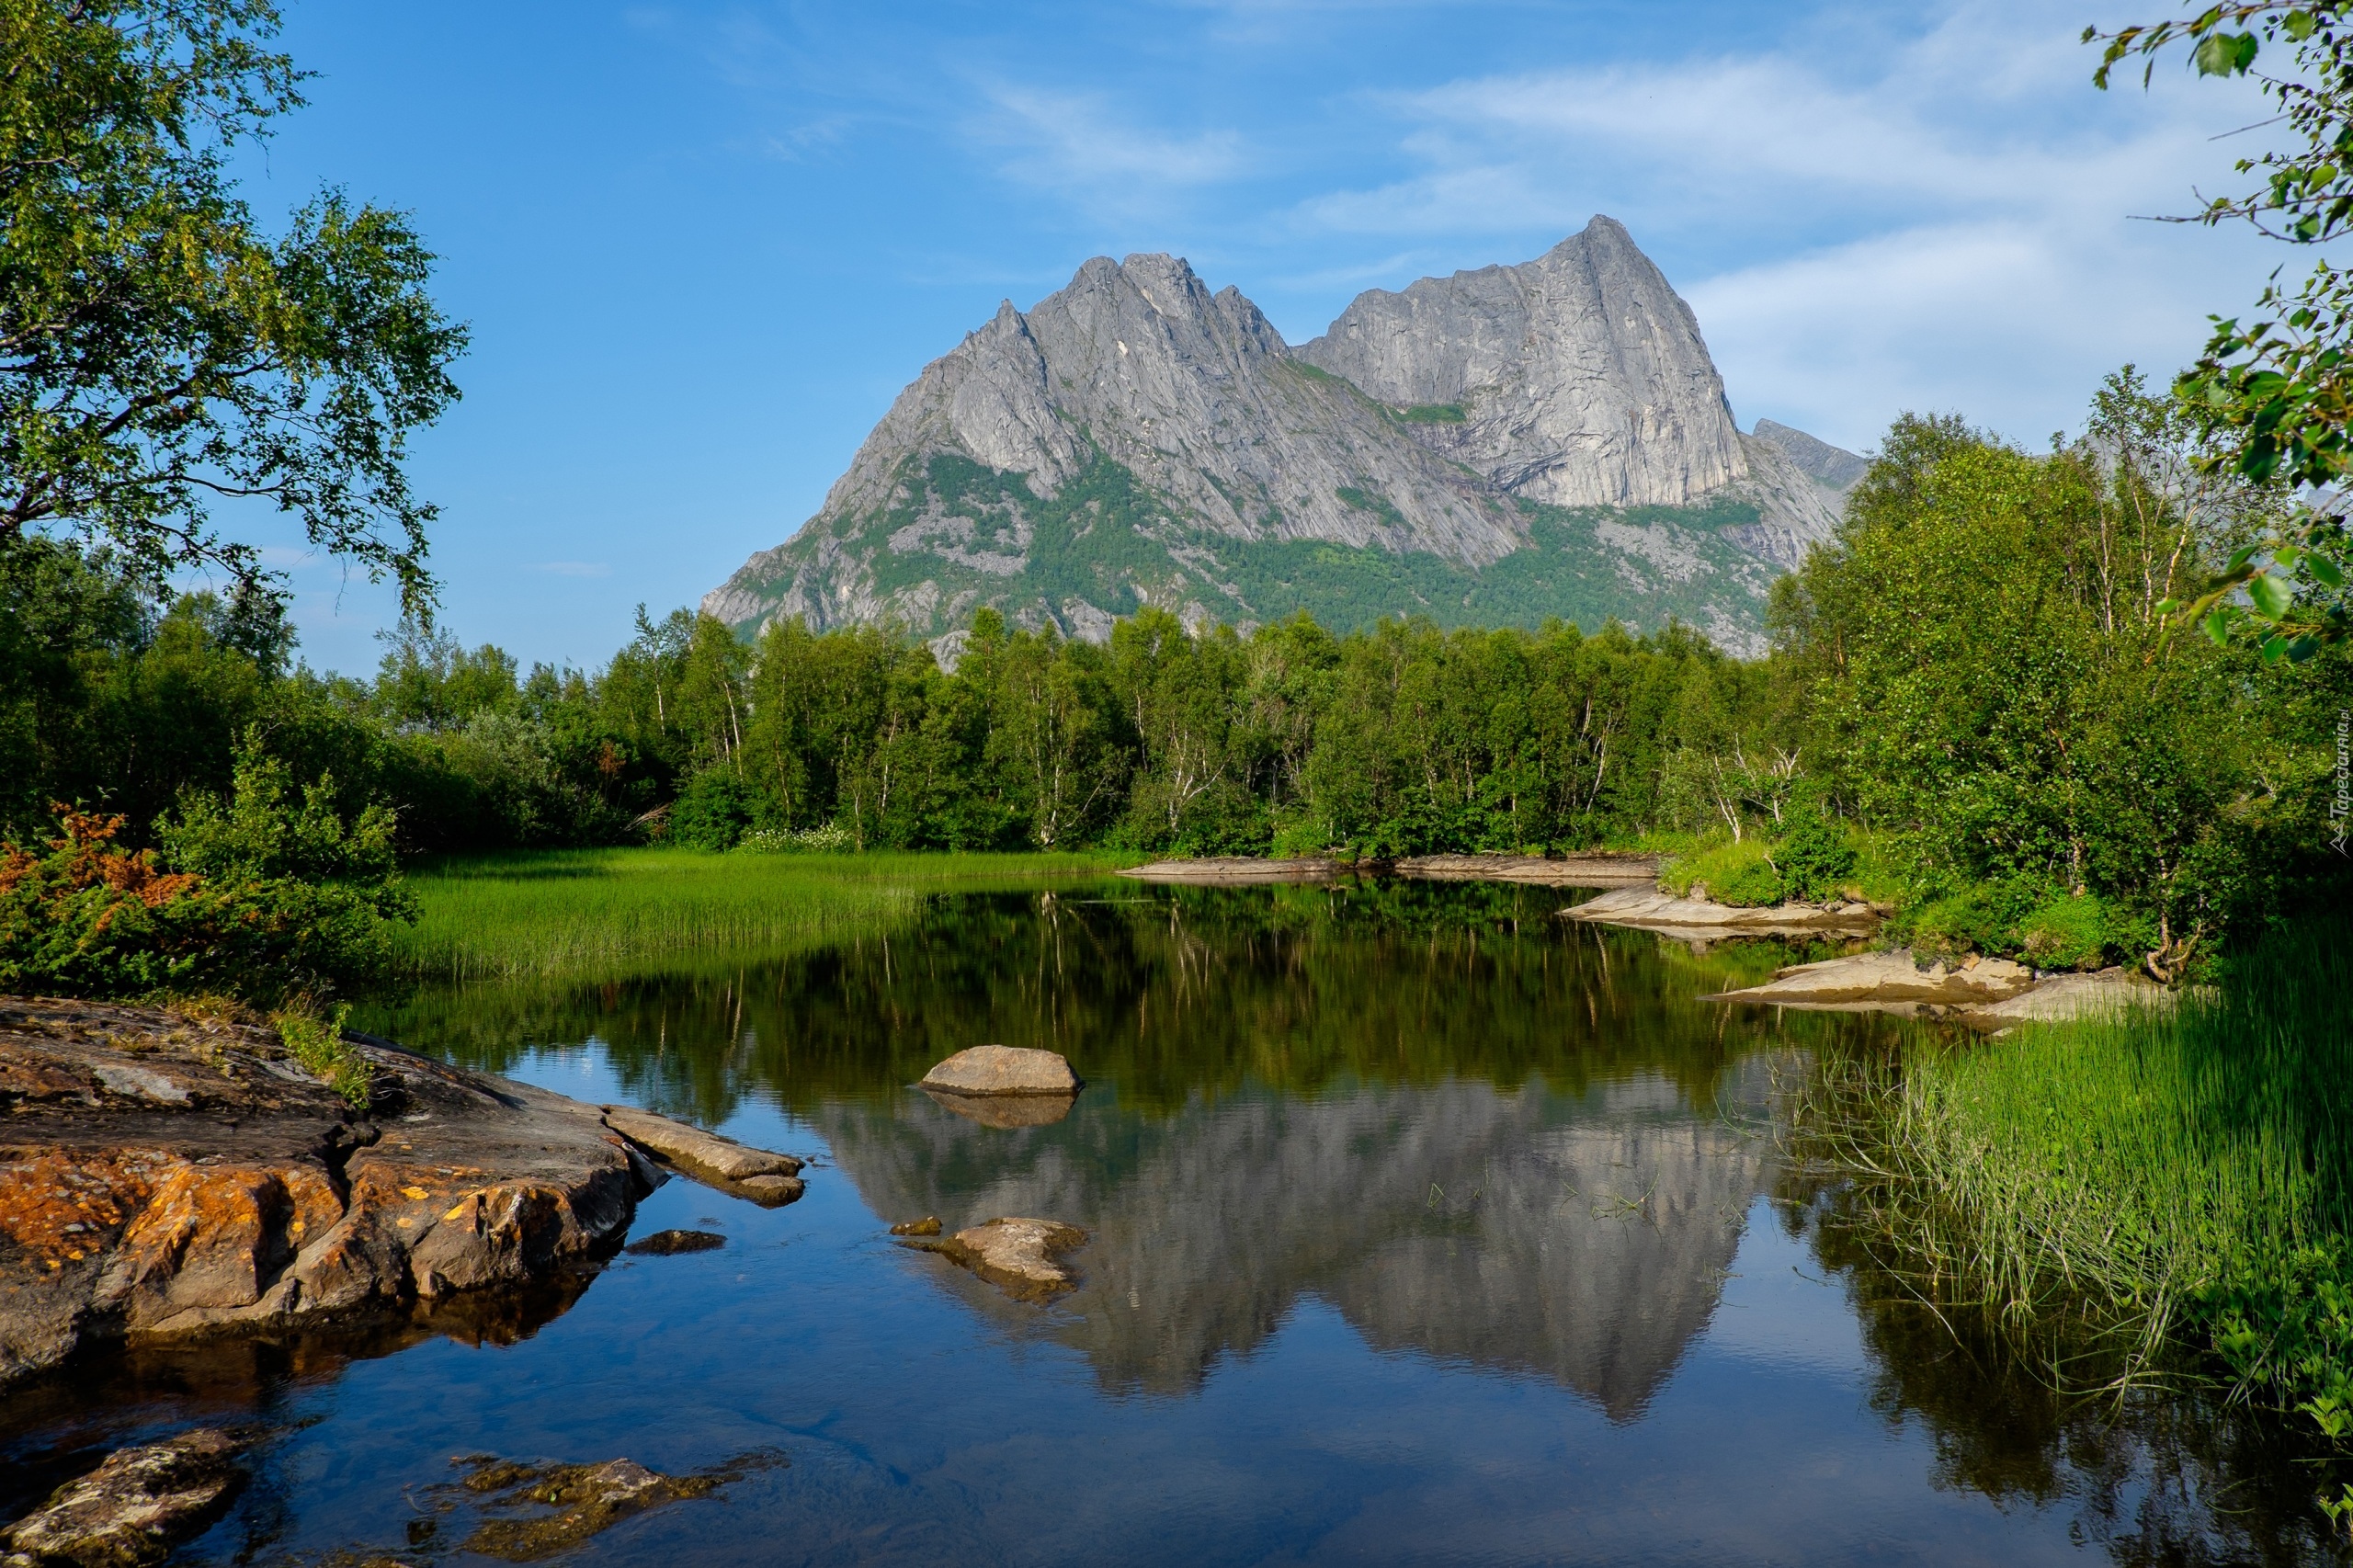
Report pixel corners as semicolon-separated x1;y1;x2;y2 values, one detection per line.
391;847;1132;981
1809;917;2353;1449
1658;837;1782;904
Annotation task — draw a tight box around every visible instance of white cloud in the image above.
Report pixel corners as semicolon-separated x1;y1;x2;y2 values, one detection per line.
1283;0;2293;449
977;86;1250;209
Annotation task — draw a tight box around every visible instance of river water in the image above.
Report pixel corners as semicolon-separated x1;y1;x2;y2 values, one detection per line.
4;880;2343;1564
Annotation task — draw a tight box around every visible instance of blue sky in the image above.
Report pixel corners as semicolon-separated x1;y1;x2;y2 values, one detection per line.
225;0;2280;674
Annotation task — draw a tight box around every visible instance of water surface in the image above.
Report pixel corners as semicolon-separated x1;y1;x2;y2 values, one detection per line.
4;881;2341;1564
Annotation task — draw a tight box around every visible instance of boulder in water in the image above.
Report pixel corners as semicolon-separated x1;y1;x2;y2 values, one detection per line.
917;1046;1080;1097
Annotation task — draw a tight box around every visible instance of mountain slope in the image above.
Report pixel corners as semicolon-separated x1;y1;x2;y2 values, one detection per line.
706;219;1864;655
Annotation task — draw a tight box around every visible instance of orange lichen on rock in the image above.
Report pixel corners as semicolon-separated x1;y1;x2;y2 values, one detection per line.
0;1150;166;1268
0;996;657;1384
98;1162;345;1330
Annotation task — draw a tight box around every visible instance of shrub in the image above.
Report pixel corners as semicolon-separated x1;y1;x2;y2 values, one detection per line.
1905;886;2010;960
2016;893;2123;971
669;770;756;850
1661;837;1784;906
0;744;415;1006
1773;791;1859;903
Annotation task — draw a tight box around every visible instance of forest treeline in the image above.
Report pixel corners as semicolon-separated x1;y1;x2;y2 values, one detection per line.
6;375;2349;971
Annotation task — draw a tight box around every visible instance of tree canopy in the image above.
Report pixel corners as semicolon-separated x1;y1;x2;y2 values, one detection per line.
0;0;464;615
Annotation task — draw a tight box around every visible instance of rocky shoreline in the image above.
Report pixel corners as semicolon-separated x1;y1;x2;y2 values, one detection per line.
1120;852;1658;887
0;997;799;1388
1702;949;2176;1028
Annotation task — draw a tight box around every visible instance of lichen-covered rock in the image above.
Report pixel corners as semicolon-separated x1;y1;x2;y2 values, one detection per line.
0;999;652;1387
1;1427;244;1567
918;1046;1080;1097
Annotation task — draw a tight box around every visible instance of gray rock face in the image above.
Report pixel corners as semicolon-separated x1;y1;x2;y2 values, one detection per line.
707;220;1866;653
1298;218;1746;510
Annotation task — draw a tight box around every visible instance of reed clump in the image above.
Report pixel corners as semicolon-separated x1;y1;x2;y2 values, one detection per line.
1798;919;2353;1444
392;848;1127;982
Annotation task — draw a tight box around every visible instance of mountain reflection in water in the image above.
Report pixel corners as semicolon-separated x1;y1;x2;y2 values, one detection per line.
6;881;2337;1565
397;884;1828;1414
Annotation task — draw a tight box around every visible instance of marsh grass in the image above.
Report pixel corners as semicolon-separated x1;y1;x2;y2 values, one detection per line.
392;847;1131;981
1796;919;2353;1434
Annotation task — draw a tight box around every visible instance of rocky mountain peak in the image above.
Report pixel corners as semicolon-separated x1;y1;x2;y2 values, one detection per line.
704;224;1869;656
1297;215;1750;511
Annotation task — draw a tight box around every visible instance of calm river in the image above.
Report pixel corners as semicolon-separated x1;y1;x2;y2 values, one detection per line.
3;880;2342;1564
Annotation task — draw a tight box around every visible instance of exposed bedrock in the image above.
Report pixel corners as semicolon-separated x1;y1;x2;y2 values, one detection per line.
0;999;659;1387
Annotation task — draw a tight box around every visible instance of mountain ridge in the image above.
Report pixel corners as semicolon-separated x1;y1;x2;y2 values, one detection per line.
705;220;1864;656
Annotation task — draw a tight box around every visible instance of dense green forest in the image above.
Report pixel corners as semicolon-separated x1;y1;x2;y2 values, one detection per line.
5;377;2348;983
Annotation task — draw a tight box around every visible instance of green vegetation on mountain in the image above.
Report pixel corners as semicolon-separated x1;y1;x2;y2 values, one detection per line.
779;446;1782;643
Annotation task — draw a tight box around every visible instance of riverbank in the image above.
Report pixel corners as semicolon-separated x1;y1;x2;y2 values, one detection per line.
393;848;1132;981
1802;917;2353;1486
1119;852;1657;887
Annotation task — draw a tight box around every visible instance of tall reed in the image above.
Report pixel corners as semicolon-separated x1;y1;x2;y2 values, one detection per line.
1800;919;2353;1415
391;848;1128;981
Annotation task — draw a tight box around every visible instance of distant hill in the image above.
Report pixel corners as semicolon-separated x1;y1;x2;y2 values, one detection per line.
705;218;1865;656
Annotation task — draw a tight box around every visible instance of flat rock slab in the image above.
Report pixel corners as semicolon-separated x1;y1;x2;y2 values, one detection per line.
1563;886;1882;934
905;1217;1088;1301
918;1046;1080;1097
0;998;649;1388
1120;854;1659;887
1707;955;2180;1027
1394;853;1658;886
1959;969;2178;1028
598;1107;802;1194
1120;858;1347;884
3;1426;244;1566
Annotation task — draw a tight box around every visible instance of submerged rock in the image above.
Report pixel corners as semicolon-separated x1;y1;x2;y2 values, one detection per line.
888;1216;942;1236
449;1454;756;1562
622;1229;726;1256
905;1217;1088;1301
1563;886;1881;937
917;1046;1080;1097
0;998;651;1387
1;1427;244;1566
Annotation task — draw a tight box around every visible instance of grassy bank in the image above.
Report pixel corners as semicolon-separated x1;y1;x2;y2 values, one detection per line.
391;847;1132;981
1812;919;2353;1463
